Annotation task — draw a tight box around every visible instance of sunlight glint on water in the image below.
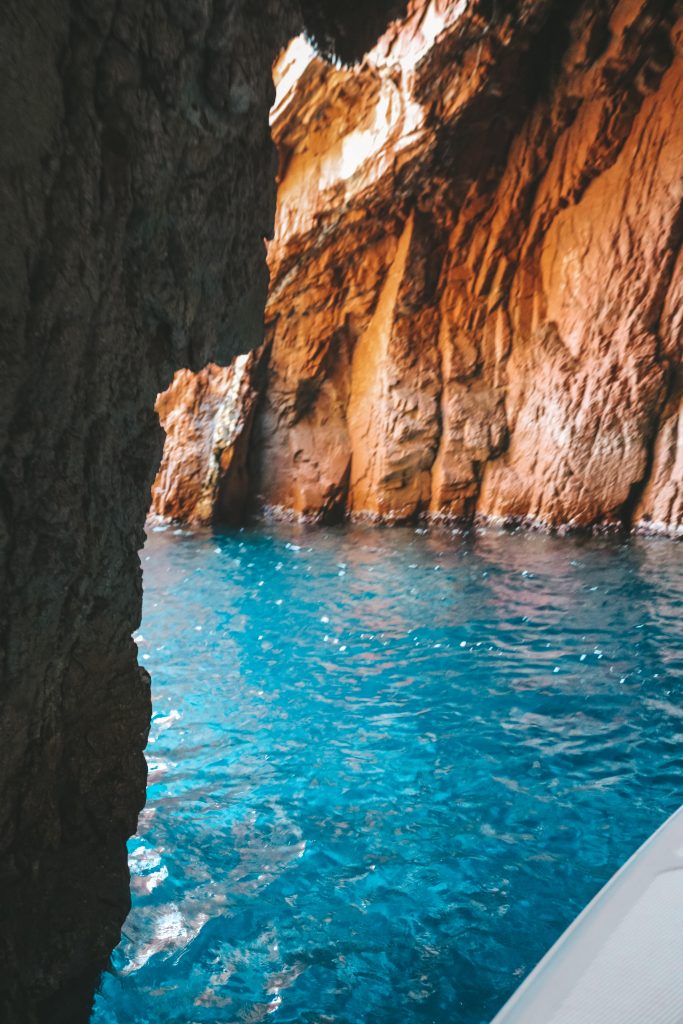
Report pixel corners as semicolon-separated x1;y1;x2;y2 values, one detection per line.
91;524;683;1024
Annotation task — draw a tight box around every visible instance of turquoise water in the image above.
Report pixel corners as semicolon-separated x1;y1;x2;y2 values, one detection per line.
92;524;683;1024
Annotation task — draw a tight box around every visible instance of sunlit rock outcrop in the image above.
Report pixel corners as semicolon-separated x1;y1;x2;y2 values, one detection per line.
152;354;265;527
154;0;683;534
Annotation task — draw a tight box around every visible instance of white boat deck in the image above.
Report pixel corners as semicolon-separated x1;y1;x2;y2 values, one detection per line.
491;805;683;1024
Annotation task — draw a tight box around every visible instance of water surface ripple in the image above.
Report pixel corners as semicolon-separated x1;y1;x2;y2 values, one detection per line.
92;524;683;1024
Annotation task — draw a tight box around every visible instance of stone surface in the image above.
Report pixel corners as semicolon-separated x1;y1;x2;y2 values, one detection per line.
635;242;683;535
151;354;264;526
153;0;683;535
0;1;404;1020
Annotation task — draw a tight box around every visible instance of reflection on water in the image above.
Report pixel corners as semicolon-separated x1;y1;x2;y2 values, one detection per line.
92;524;683;1024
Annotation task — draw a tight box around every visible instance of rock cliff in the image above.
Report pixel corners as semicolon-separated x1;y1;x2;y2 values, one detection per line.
0;2;403;1020
153;0;683;535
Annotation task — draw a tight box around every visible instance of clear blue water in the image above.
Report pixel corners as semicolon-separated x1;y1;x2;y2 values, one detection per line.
92;524;683;1024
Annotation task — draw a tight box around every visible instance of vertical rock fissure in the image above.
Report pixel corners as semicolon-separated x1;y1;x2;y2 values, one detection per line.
428;280;447;520
347;212;415;518
622;203;683;528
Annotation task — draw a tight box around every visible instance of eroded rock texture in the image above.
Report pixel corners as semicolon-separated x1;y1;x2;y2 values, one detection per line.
0;1;406;1020
152;354;266;526
0;4;287;1018
154;0;683;535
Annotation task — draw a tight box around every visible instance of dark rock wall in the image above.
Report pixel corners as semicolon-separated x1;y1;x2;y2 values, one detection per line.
0;1;408;1016
0;1;292;1019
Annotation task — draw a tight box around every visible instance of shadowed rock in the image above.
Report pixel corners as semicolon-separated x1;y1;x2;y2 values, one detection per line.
0;1;403;1020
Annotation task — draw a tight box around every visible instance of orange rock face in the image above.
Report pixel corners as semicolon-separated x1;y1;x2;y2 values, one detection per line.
153;0;683;535
151;353;264;526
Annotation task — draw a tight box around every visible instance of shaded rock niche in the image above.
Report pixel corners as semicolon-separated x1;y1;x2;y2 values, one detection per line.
153;0;683;536
0;1;404;1021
